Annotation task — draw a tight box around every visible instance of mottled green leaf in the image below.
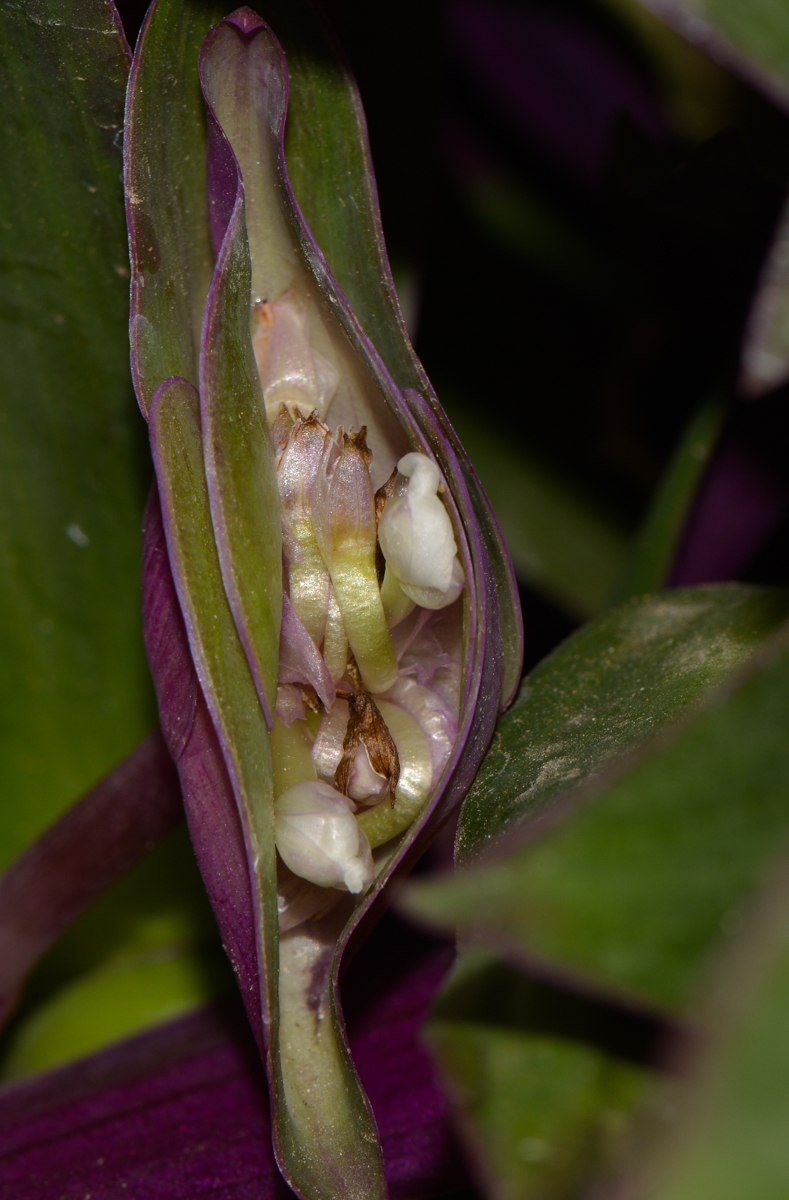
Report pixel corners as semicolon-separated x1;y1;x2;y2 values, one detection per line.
405;587;789;1010
456;585;789;862
0;0;155;863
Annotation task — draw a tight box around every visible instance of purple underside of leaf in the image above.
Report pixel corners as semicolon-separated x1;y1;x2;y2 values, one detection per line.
142;485;263;1050
0;917;466;1200
0;729;182;1033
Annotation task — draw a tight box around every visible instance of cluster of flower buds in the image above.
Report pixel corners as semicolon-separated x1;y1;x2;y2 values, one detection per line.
254;304;466;911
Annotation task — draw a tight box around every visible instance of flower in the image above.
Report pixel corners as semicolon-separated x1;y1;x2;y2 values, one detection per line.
125;6;522;1198
274;780;374;893
378;452;466;611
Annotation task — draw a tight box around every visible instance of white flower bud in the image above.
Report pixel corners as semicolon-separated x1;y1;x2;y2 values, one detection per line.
377;452;464;609
274;780;374;894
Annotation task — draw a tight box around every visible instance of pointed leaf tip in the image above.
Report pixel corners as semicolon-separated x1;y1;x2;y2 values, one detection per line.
225;6;268;35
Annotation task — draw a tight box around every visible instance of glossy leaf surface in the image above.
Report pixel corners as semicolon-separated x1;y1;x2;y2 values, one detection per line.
0;0;155;863
455;585;789;862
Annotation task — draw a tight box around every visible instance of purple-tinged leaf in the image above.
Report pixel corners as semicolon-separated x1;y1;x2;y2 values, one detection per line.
669;412;789;586
142;485;263;1042
0;730;181;1033
144;384;271;1051
125;0;225;413
128;5;521;1195
198;75;282;725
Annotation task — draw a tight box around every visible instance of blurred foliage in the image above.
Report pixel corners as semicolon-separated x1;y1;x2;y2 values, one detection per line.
0;0;230;1078
6;0;789;1197
619;855;789;1200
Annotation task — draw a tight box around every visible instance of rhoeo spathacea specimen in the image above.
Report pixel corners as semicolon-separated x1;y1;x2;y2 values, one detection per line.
124;5;522;1197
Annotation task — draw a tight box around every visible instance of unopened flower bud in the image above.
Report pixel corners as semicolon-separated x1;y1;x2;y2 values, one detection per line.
377;453;465;609
278;415;333;645
253;292;339;422
311;429;398;694
274;780;374;894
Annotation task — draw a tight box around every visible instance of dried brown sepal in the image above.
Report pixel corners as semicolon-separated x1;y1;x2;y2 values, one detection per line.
270;401;295;460
374;468;399;525
334;690;401;805
343;425;372;467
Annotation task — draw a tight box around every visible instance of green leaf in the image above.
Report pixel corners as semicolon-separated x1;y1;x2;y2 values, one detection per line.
1;945;231;1081
426;952;647;1200
455;585;789;862
126;0;224;412
640;0;789;102
0;0;155;863
0;824;230;1080
741;195;789;397
625;0;789;398
619;855;789;1200
405;586;789;1010
0;0;235;1073
199;158;282;726
613;397;727;602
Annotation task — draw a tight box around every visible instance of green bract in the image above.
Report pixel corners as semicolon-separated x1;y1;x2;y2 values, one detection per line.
126;5;520;1198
